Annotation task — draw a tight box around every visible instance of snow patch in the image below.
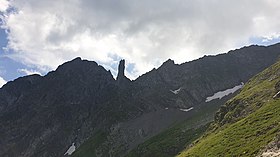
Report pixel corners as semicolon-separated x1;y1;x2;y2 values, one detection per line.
179;107;194;112
205;82;244;102
64;143;76;156
273;91;280;99
170;87;181;94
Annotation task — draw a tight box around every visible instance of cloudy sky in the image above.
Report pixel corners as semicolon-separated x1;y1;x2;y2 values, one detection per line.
1;0;280;87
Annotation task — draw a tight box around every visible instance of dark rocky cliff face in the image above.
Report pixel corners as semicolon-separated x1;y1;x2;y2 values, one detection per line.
117;59;125;79
0;43;280;157
0;58;120;157
117;59;131;86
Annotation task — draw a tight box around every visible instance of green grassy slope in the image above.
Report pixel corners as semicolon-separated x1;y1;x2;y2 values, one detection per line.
126;124;208;157
178;60;280;157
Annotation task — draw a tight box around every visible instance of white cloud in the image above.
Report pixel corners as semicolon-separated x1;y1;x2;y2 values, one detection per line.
0;0;9;12
17;68;41;76
0;76;6;88
1;0;280;79
262;32;280;42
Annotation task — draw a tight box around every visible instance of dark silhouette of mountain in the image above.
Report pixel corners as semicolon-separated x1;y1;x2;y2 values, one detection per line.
116;59;131;86
0;43;280;157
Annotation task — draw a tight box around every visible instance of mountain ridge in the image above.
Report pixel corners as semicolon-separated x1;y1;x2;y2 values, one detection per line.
0;43;280;157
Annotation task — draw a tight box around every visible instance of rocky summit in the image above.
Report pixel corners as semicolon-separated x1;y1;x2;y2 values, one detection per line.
116;59;131;86
0;43;280;157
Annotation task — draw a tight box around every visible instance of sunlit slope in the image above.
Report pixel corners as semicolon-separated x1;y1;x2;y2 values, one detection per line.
178;60;280;157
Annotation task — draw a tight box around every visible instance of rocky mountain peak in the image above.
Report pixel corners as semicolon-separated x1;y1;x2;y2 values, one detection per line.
72;57;82;61
157;59;176;72
165;58;175;64
117;59;125;79
53;57;109;77
116;59;131;85
161;59;175;67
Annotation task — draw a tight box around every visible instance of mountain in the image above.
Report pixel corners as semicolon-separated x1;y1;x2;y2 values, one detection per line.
178;57;280;156
0;43;280;157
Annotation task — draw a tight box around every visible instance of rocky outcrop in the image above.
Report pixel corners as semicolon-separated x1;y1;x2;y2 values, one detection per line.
258;135;280;157
117;59;125;79
116;59;131;86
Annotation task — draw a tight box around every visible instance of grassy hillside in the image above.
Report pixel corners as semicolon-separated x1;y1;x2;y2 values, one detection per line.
178;60;280;157
126;124;208;157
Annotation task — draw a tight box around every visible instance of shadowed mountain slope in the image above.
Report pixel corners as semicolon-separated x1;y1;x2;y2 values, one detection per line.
0;43;279;157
